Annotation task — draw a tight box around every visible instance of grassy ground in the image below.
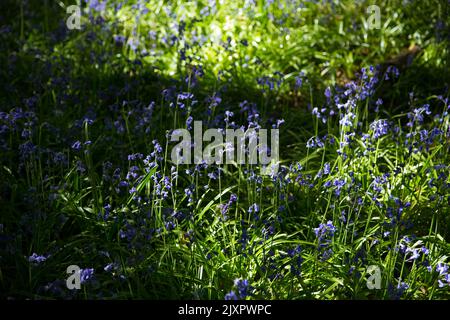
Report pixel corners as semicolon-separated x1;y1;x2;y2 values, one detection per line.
0;0;449;299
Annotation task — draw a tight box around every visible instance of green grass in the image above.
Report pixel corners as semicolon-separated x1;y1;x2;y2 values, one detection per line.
0;0;449;300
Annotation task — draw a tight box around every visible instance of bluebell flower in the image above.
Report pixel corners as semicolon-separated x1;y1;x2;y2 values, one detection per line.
396;282;409;296
314;221;336;261
273;119;285;128
248;203;260;220
436;263;448;275
114;119;125;134
375;98;383;112
225;291;238;300
257;75;277;92
152;139;163;154
128;153;143;161
165;221;176;231
388;280;409;299
224;111;234;125
306;136;324;149
178;92;193;101
101;204;111;220
104;262;118;273
127;38;140;52
80;268;94;284
323;162;331;175
129;187;137;194
294;73;304;89
71;141;82;151
186;116;193;130
321;248;333;261
118;180;129;188
184;187;194;203
261;221;275;239
385;66;400;80
113;35;126;45
312;107;327;123
29;253;47;264
208;95;222;109
315;221;336;239
339;112;356;127
85;0;106;12
234;279;253;298
332;179;346;196
287;245;302;276
407;104;431;127
324;87;331;100
370;119;390;139
126;166;140;180
239;227;249;251
219;194;238;219
406;248;420;261
76;160;86;174
438;279;448;288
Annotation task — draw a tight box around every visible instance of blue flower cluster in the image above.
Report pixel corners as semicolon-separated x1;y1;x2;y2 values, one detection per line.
314;221;336;261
